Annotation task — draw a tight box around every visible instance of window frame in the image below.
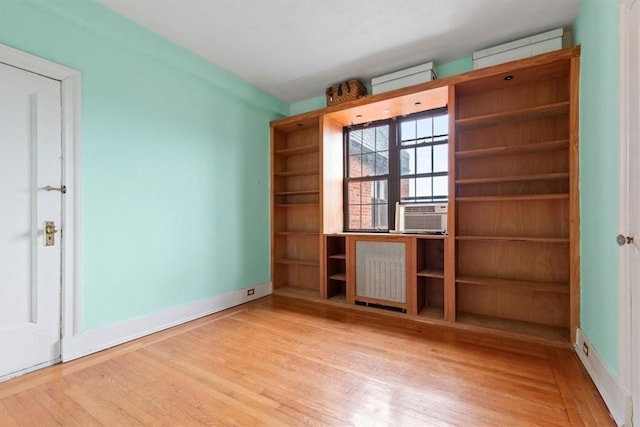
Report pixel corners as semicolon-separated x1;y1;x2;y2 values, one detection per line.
343;107;448;232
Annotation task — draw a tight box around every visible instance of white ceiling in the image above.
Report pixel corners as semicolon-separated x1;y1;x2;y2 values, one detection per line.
97;0;579;104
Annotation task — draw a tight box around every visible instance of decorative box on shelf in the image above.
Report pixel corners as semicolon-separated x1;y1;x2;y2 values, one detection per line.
325;79;367;106
473;28;568;69
371;61;436;95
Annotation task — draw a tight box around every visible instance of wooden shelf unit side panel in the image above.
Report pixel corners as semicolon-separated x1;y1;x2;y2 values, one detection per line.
569;56;581;344
456;199;569;239
454;61;570;120
456;240;569;284
321;116;345;234
346;235;356;304
446;85;457;322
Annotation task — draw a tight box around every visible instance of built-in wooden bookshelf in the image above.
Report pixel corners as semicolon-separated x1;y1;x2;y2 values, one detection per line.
453;54;579;343
271;114;322;296
270;47;580;346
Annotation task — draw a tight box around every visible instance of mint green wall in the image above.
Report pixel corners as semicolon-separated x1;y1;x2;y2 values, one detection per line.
290;95;326;115
289;57;474;115
0;0;288;331
575;0;620;374
436;57;473;78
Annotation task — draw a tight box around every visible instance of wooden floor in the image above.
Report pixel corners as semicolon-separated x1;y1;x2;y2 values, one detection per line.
1;295;613;426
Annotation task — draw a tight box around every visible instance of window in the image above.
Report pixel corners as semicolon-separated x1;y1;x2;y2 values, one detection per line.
344;108;448;231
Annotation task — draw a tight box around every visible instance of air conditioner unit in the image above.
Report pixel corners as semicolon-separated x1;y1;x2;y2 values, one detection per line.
395;202;447;234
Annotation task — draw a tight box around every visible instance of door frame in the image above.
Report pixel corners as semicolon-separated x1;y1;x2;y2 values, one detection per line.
0;43;82;359
618;0;638;423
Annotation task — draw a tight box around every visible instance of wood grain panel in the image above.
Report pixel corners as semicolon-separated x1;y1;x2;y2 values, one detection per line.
457;282;569;326
457;149;569;180
456;74;569;119
457;115;569;152
456;198;569;239
457;240;569;283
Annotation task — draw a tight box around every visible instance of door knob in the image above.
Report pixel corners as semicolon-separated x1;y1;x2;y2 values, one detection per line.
44;221;58;246
617;234;634;246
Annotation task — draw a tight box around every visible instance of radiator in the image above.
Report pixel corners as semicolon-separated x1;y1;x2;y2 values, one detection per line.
355;241;406;303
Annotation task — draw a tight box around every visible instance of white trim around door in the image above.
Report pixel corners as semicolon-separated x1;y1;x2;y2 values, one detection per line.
618;0;639;425
0;43;82;360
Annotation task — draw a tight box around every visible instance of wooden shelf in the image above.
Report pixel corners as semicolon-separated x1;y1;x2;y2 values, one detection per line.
456;172;569;185
274;190;320;196
455;102;570;129
417;269;444;279
456;193;569;202
273;285;321;299
274;145;319;156
274;232;319;237
274;169;320;177
329;253;346;259
456;139;569;159
456;235;569;243
456;275;569;294
329;273;347;281
275;258;320;267
418;306;444;320
456;312;569;342
328;293;347;303
274;203;319;208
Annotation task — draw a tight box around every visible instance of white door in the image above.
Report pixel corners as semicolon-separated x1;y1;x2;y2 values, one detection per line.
0;63;63;380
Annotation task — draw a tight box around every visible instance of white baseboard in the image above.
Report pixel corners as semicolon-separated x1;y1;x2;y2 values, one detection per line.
575;328;632;426
61;281;271;362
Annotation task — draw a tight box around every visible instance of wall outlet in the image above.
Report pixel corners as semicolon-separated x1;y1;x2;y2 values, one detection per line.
247;288;255;296
582;342;589;357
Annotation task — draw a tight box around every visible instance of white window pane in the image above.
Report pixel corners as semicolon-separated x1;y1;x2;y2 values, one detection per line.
400;148;414;175
416;177;432;198
433;176;448;198
400;178;415;199
376;126;389;151
348;181;362;205
373;203;388;229
375;151;389;175
433;144;448;173
417;117;433;139
373;180;388;203
416;146;432;174
401;120;416;144
349;155;362;177
362;128;375;153
433;114;448;137
349;129;362;154
362;153;376;176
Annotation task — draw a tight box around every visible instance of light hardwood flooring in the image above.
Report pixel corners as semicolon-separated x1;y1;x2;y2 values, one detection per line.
0;295;613;426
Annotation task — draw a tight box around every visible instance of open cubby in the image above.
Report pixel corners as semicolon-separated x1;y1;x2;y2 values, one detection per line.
325;235;347;301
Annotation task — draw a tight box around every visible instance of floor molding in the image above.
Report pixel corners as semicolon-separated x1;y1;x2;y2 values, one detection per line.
575;328;632;425
61;282;271;362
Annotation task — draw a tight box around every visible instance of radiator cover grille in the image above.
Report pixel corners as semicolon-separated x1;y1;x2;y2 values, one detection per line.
355;241;406;303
